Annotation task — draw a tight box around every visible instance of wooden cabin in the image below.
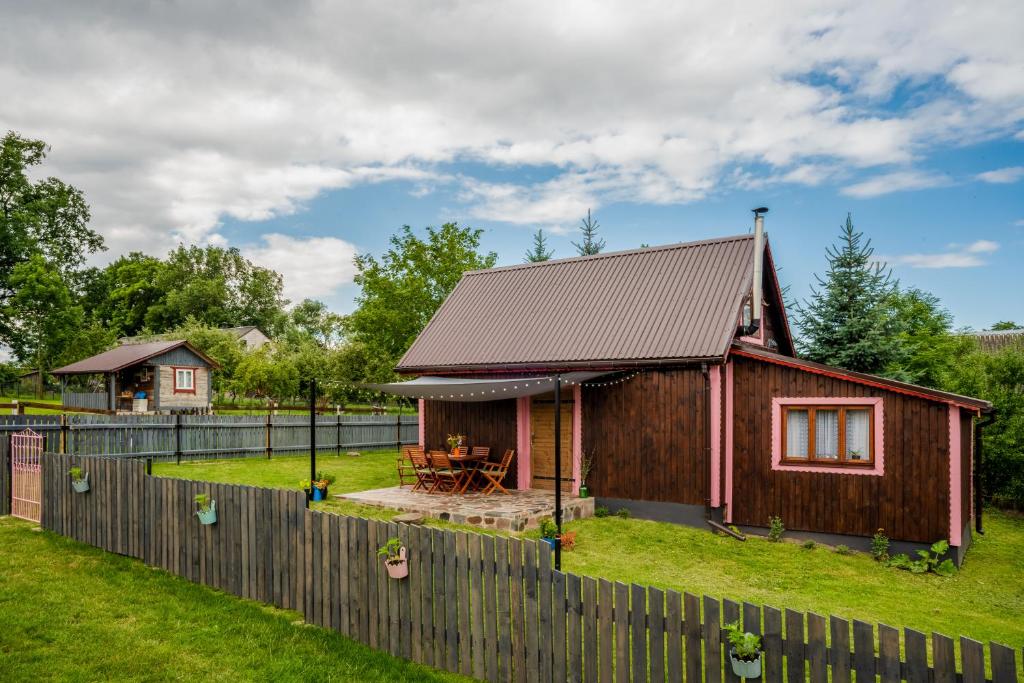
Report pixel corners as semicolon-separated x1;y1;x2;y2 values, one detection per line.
380;218;991;563
53;340;219;414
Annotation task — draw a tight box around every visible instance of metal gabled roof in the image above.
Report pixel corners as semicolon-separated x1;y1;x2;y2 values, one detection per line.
398;234;757;372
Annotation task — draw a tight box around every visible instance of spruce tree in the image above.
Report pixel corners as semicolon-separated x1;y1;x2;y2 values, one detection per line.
795;214;901;373
524;229;554;262
572;209;606;256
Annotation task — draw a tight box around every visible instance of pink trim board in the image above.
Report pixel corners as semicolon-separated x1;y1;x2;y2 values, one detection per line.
770;397;885;476
949;405;962;547
516;396;531;490
709;365;722;507
417;399;425;448
572;384;582;495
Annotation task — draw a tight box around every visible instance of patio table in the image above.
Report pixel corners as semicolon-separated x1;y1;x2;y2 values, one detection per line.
431;449;489;493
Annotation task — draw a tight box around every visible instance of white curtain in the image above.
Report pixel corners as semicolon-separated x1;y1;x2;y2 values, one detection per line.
785;409;809;458
845;410;871;461
814;409;839;459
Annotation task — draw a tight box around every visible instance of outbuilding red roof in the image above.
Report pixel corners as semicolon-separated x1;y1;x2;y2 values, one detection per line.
398;234;758;372
52;340;218;375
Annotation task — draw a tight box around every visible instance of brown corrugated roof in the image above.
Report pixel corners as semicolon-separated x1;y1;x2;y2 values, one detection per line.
397;234;756;372
52;340;218;374
731;343;992;411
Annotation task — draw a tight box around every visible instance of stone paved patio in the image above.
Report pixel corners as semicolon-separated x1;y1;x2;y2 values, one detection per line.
338;486;594;531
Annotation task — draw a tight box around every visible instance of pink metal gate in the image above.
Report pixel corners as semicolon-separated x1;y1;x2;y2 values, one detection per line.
11;429;44;523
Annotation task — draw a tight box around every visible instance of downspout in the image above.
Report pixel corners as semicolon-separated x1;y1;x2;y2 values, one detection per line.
974;410;996;535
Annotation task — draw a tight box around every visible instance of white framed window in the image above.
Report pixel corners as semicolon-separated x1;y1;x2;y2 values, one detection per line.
174;368;195;393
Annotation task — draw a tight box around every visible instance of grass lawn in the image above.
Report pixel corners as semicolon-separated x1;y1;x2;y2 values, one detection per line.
0;395;64;415
157;451;1024;653
0;517;467;682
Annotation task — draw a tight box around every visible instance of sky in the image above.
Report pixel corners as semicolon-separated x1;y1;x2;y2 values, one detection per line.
1;1;1022;331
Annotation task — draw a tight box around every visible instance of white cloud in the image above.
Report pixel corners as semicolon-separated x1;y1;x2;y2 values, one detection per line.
0;0;1021;253
976;166;1024;184
884;240;1000;268
841;170;951;198
243;234;358;303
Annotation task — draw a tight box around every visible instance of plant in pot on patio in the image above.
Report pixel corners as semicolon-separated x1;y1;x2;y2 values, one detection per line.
378;537;408;579
69;466;89;493
194;493;217;525
724;621;763;678
539;517;560;550
446;433;465;451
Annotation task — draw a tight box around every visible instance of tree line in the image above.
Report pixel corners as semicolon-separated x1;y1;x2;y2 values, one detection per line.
1;130;1019;507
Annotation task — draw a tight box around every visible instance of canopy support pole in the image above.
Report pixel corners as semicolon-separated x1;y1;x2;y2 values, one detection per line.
309;378;317;505
554;373;562;571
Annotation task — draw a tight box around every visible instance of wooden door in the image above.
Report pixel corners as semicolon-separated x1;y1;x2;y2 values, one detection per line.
530;395;573;491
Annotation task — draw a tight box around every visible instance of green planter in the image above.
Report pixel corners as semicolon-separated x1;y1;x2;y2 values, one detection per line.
578;484;589;498
196;500;217;525
729;650;762;679
71;473;90;494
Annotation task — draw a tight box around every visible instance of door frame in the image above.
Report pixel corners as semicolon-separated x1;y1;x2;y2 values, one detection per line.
516;385;582;493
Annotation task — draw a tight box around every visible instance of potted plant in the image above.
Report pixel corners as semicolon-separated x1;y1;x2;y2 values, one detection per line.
539;517;560;550
724;621;763;678
378;537;408;579
311;471;336;501
69;466;89;493
446;433;465;451
195;493;217;525
579;450;596;498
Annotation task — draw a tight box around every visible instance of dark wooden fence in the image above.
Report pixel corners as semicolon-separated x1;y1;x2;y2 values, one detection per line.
1;413;418;461
37;454;1021;683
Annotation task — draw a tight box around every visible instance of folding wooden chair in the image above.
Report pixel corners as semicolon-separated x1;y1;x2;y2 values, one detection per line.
462;446;491;491
410;449;437;492
478;449;515;495
397;446;420;488
429;451;467;495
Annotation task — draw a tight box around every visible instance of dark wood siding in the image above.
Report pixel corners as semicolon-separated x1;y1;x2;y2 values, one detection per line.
729;355;951;543
582;367;707;506
423;399;518;488
960;410;973;530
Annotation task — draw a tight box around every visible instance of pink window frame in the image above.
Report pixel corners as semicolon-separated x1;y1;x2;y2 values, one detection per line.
771;397;884;476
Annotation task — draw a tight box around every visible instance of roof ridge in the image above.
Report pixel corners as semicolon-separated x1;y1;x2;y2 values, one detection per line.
463;232;754;276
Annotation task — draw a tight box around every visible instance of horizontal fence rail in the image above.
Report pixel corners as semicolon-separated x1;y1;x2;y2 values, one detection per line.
29;454;1022;683
1;413;418;461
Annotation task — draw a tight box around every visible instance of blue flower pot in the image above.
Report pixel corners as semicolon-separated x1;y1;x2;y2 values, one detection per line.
312;487;326;501
541;537;560;551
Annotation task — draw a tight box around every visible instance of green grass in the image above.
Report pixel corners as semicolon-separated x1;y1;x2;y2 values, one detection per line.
0;517;467;682
153;452;1024;650
0;395;64;415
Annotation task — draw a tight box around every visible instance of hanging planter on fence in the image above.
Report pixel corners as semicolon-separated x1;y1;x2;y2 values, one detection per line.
69;467;90;493
378;538;408;579
195;494;217;525
725;622;763;678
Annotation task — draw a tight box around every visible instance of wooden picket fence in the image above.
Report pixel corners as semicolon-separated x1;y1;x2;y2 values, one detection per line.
1;413;418;461
36;454;1021;683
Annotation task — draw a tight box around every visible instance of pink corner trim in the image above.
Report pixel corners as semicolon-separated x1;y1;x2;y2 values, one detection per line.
417;399;425;448
572;384;582;495
710;365;722;507
516;396;531;490
949;405;962;547
724;361;734;523
770;397;884;476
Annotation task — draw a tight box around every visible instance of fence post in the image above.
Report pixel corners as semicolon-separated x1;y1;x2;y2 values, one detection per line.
175;413;183;465
266;413;273;459
59;414;68;454
337;413;342;454
146;457;152;476
395;413;401;448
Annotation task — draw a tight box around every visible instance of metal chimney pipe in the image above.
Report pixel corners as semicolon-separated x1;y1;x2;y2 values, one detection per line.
751;207;768;329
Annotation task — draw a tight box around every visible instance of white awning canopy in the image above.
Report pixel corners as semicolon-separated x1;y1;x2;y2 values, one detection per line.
361;372;610;402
